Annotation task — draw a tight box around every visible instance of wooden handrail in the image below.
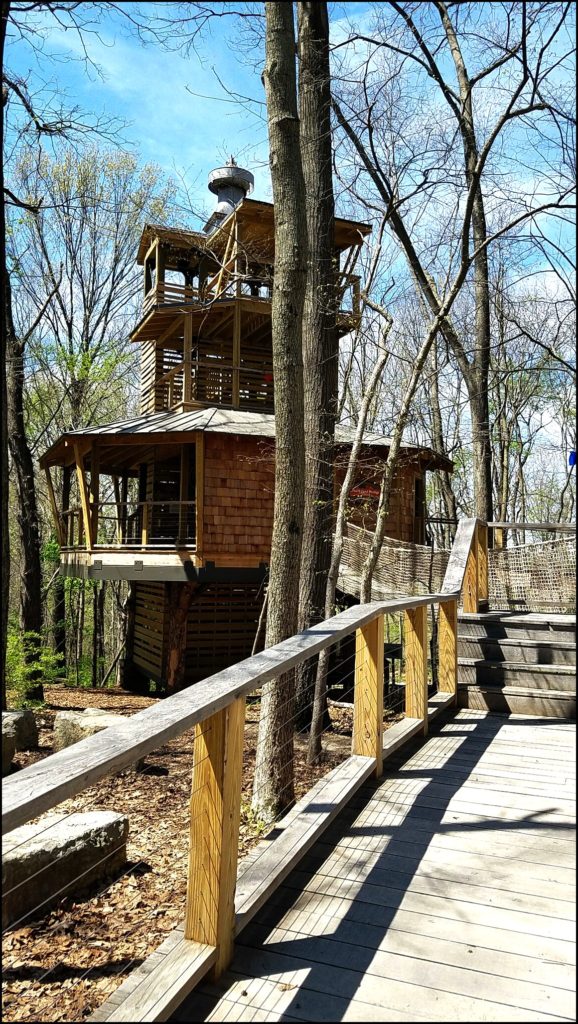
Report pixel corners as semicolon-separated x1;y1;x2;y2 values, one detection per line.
2;519;486;1003
489;521;576;533
3;521;485;835
3;591;457;837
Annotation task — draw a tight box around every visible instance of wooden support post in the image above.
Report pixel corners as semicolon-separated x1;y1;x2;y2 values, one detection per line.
195;434;204;555
155;241;165;289
141;501;149;547
90;445;100;547
73;444;92;552
438;599;458;706
185;696;245;979
404;605;428;734
477;522;489;607
44;467;64;546
179;445;189;544
462;524;479;613
183;315;192;405
353;614;384;777
232;300;241;408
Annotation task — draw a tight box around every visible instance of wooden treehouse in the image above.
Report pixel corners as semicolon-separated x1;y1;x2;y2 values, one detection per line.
40;161;452;693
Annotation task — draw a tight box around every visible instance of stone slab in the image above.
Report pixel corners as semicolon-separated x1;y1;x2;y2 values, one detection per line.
53;709;129;752
2;811;128;929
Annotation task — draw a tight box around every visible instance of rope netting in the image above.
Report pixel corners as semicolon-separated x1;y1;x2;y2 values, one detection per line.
488;535;576;614
339;524;576;614
338;524;450;600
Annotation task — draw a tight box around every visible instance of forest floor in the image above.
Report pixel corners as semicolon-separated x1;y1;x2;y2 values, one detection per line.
2;685;402;1023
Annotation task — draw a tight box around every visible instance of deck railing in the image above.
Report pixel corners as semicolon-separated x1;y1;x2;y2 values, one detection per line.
61;500;197;551
2;518;486;1021
142;273;361;323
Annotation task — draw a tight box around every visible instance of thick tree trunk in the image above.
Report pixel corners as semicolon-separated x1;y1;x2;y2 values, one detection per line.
438;2;493;522
295;0;337;732
252;1;307;821
6;271;44;700
1;4;9;709
164;581;196;693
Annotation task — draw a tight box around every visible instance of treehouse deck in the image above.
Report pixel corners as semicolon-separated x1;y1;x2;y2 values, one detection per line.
173;709;576;1024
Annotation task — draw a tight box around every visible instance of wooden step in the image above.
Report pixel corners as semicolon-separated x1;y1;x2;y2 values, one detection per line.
457;684;576;719
458;612;576;643
457;659;576;691
458;635;576;666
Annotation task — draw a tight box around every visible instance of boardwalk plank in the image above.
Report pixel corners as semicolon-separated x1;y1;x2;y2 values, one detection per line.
173;712;576;1024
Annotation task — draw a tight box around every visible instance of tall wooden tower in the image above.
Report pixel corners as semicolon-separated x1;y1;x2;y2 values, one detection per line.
41;161;452;692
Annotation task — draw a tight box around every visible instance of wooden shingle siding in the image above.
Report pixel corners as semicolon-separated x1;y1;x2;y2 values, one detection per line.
203;435;275;560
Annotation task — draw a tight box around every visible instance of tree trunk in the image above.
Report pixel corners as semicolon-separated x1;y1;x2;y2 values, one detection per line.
295;0;337;732
430;341;457;546
164;581;196;693
438;2;493;521
0;3;10;709
252;1;307;821
6;267;44;700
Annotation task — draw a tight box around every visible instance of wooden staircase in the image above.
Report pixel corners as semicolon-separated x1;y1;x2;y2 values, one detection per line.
457;612;576;719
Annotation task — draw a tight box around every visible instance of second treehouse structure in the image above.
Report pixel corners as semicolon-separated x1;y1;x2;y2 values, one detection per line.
41;162;452;693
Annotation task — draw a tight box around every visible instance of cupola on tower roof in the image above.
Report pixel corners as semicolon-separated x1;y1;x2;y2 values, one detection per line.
203;157;254;233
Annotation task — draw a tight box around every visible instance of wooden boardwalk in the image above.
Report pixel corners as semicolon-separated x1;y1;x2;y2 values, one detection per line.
173;710;576;1023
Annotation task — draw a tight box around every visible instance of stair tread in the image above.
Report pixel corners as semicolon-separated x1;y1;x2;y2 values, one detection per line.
457;658;576;673
458;611;576;626
457;635;576;649
458;683;576;698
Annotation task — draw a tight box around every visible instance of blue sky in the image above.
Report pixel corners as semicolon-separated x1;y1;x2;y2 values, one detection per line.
6;3;269;227
6;2;373;227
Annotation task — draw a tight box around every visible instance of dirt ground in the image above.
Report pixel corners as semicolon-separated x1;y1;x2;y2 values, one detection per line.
2;685;401;1023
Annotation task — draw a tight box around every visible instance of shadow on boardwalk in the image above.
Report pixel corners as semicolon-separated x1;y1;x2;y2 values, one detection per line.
174;712;575;1023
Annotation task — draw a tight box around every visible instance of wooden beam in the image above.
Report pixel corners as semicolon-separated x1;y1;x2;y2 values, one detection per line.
405;605;428;734
438;598;458;705
44;466;64;546
90;444;100;547
232;301;241;408
74;443;93;553
141;501;149;547
463;524;479;613
3;595;444;836
179;445;189;544
353;614;384;777
185;696;245;978
183;315;192;404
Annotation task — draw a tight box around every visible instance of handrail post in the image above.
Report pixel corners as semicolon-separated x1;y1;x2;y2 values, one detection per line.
438;598;458;706
477;522;489;609
405;605;428;734
185;696;245;979
463;524;479;613
141;502;149;547
353;613;384;777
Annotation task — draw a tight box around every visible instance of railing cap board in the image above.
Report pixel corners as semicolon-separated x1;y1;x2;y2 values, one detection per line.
489;522;576;533
440;518;478;596
2;592;450;837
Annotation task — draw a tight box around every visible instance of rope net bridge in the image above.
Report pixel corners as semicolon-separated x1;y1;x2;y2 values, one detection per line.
338;523;576;613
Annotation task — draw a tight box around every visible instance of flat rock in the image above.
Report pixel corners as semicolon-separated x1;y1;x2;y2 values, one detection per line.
2;811;129;929
2;709;39;750
53;708;129;752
